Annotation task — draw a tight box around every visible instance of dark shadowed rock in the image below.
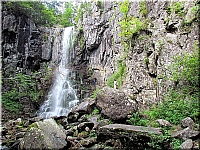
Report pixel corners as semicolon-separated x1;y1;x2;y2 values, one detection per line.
67;111;80;123
179;139;193;150
180;117;195;129
19;118;67;149
78;122;94;132
171;127;199;140
96;86;137;122
98;124;166;149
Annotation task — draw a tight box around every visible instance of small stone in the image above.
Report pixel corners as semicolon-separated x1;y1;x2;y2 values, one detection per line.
180;117;195;129
85;127;90;132
179;139;193;150
156;119;172;127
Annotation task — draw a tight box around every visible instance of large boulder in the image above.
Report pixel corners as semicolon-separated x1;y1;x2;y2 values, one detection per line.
96;86;137;122
97;124;169;149
19;118;67;149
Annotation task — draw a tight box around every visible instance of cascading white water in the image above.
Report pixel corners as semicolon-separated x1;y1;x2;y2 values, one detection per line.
38;27;79;119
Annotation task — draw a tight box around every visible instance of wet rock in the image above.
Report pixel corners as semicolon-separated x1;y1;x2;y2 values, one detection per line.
180;117;195;129
96;86;137;122
179;139;193;150
171;127;199;140
19;118;67;149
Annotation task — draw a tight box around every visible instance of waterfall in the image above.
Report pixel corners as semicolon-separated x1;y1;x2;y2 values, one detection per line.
38;27;79;119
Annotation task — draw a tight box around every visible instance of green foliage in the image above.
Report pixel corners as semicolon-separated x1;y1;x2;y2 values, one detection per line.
3;1;58;26
171;138;183;150
119;17;145;46
96;0;103;9
92;107;100;115
139;0;147;17
2;67;52;113
75;2;91;24
144;46;199;124
107;60;126;88
167;2;184;16
89;130;97;137
126;112;149;126
119;0;129;17
169;47;199;92
59;2;74;27
91;88;101;99
145;90;199;124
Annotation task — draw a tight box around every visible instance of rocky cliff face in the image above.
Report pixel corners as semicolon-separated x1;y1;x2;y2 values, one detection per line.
1;7;64;120
74;0;199;110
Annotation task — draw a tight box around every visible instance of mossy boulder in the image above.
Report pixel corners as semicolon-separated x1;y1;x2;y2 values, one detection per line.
19;118;67;149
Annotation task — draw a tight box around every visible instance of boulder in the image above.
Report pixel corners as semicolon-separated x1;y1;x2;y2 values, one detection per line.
98;124;166;149
171;127;199;140
96;86;137;122
180;117;195;129
179;139;193;150
71;98;95;115
156;119;172;127
19;118;67;149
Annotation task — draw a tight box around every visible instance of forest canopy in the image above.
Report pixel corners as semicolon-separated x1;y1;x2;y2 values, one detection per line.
2;1;74;27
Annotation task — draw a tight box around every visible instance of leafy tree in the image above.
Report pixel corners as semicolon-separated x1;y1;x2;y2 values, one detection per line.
3;1;57;26
60;2;74;27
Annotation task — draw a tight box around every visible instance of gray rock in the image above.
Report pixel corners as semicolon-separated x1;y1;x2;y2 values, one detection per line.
71;98;95;114
156;119;172;127
98;124;165;149
96;119;111;130
171;127;199;140
179;139;193;150
19;118;67;149
180;117;195;129
96;86;137;122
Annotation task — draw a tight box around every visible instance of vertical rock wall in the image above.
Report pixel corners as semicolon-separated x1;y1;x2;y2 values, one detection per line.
1;8;64;119
74;0;199;110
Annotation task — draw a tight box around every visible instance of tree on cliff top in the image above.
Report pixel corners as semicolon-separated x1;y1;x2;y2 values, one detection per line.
2;1;74;27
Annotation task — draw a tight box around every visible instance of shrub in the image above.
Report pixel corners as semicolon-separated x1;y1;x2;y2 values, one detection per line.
139;0;147;17
120;0;129;17
107;61;126;88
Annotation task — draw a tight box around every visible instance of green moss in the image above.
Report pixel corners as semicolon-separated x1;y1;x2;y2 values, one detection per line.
167;2;184;17
28;122;38;130
139;0;147;17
